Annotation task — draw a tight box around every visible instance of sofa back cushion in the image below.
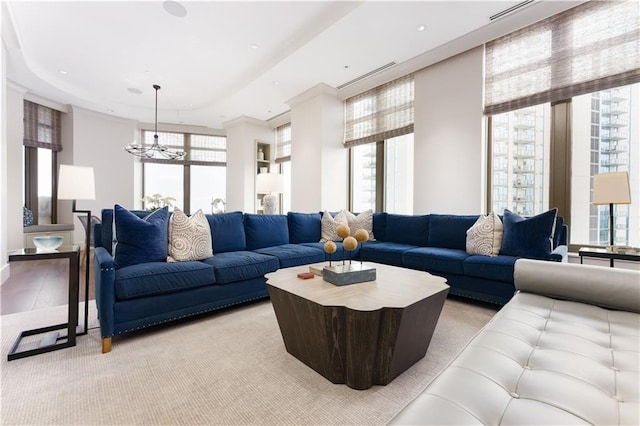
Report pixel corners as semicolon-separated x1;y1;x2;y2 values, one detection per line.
500;208;557;260
385;214;429;246
287;212;321;243
101;207;149;255
113;205;169;269
553;216;565;248
206;211;246;253
245;214;289;251
428;214;479;250
372;212;387;242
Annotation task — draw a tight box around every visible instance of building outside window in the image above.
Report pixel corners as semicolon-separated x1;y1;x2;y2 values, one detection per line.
490;104;550;216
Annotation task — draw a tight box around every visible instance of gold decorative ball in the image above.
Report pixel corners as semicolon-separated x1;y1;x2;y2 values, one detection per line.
343;236;358;251
354;228;369;243
324;240;337;254
336;224;351;239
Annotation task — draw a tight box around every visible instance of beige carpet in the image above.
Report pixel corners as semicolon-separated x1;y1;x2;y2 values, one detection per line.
1;297;496;425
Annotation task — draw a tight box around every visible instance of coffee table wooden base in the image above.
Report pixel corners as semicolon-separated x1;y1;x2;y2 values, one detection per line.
268;283;448;390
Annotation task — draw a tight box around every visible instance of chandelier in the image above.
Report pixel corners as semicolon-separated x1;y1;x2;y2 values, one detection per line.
125;84;186;160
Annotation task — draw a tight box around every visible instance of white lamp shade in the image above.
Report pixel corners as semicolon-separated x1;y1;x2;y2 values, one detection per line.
256;173;284;194
593;172;631;205
58;165;96;200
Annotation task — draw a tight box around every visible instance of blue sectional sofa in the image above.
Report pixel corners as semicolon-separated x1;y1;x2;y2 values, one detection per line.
94;209;567;353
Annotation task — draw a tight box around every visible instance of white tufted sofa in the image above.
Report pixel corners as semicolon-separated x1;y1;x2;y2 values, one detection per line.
390;259;640;425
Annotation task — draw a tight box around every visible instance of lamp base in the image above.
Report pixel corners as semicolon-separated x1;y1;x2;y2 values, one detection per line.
263;193;279;215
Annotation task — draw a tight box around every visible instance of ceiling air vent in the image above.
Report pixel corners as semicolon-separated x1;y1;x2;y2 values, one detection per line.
489;0;535;21
337;62;397;90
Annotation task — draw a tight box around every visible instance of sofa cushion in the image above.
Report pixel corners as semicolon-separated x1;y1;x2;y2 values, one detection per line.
244;214;289;251
427;214;479;250
466;212;503;256
345;209;375;241
206;211;246;253
360;241;417;267
101;208;149;255
113;205;169;269
114;261;215;300
372;212;387;242
201;251;279;284
500;209;557;260
287;212;321;243
320;210;348;242
168;208;213;262
403;247;470;275
254;244;325;268
386;214;429;246
463;254;518;284
553;216;565;248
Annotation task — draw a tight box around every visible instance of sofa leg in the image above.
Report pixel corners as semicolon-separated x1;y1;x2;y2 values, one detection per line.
102;337;112;353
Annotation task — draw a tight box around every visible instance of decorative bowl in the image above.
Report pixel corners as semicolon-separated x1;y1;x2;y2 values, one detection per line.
33;236;64;250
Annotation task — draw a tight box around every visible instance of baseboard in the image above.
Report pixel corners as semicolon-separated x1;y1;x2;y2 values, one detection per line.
0;263;10;286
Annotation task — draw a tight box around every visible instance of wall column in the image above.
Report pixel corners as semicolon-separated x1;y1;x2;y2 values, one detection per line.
224;116;273;213
287;83;346;212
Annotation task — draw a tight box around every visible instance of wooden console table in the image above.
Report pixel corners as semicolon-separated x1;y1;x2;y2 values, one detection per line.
266;262;449;390
7;245;80;361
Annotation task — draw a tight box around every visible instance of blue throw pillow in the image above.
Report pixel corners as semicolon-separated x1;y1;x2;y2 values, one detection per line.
244;214;289;251
500;208;557;260
386;214;429;246
206;211;246;253
113;205;169;269
287;212;321;244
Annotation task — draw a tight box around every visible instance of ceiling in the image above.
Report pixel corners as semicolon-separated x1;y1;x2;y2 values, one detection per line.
3;1;583;129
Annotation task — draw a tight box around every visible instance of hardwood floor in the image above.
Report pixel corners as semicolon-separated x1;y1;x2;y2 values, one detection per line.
1;251;95;315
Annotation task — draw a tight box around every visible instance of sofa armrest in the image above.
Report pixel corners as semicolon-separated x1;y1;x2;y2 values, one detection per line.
514;259;640;313
94;246;116;338
548;244;568;262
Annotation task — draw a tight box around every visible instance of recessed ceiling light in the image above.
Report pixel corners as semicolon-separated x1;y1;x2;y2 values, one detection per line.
272;81;279;86
59;70;67;75
128;88;143;95
163;1;187;18
250;44;259;50
417;24;426;32
145;70;151;75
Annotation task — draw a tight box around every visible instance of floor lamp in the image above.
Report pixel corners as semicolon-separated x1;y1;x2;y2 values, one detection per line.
58;165;96;335
593;171;631;250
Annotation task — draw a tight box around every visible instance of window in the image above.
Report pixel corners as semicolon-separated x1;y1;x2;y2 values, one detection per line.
350;134;414;214
23;100;62;224
142;131;226;214
485;0;640;249
346;75;415;213
275;123;291;214
489;104;550;216
571;83;639;247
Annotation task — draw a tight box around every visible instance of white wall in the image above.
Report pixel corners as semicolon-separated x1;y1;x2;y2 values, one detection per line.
1;41;7;283
413;46;486;214
224;116;273;213
65;106;138;244
5;83;26;252
288;84;347;212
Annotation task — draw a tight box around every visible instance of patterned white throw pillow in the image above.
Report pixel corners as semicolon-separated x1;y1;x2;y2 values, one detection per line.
167;208;213;262
466;212;503;256
344;209;375;241
320;210;348;242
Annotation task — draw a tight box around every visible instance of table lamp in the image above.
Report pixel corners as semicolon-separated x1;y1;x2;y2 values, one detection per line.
58;164;96;334
256;172;284;215
593;171;631;249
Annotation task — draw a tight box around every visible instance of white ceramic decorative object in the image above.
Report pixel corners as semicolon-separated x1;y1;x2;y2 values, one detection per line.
33;235;64;250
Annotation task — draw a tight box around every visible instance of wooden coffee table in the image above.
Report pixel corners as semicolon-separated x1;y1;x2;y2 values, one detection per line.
266;262;449;390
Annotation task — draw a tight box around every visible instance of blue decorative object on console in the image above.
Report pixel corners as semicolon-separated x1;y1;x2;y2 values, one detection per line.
23;206;34;227
113;205;169;269
500;208;558;260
